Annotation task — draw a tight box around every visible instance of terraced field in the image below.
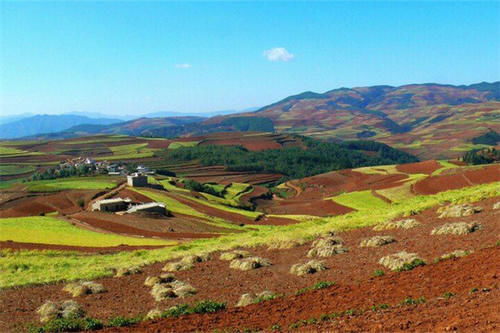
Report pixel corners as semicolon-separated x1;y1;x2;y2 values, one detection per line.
0;133;499;332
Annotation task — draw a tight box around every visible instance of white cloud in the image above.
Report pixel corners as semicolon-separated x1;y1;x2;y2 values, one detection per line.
175;63;192;69
263;47;294;62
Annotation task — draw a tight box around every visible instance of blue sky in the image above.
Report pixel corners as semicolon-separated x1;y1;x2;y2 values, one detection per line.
1;1;499;116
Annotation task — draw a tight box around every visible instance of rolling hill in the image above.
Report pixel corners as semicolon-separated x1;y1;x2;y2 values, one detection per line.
16;82;500;159
215;82;500;159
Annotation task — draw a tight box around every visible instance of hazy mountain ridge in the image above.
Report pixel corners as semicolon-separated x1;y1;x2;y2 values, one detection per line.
0;115;122;139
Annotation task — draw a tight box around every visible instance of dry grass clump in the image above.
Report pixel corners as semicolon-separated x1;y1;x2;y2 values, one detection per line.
439;249;472;261
219;250;250;261
230;257;271;271
151;284;176;302
144;273;176;287
359;235;395;248
37;300;84;323
63;281;106;297
378;251;425;271
236;290;275;307
115;265;142;277
148;276;197;301
180;253;211;264
431;222;481;235
373;219;420;231
493;201;500;210
437;204;483;218
150;280;197;301
290;260;327;276
145;308;162;320
162;253;211;272
162;261;193;272
307;236;347;257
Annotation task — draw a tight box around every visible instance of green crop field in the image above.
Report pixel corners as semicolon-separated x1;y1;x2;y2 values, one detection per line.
96;143;157;160
168;141;199;149
331;190;390;210
26;177;118;192
2;182;497;288
181;192;261;219
0;146;43;157
63;136;129;144
0;216;173;247
0;164;36;176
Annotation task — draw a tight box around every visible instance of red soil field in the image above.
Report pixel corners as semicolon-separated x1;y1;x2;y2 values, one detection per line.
396;160;442;175
0;190;100;218
72;210;232;236
260;198;353;216
298;170;408;200
0;241;167;253
2;196;498;332
107;247;499;333
414;164;500;195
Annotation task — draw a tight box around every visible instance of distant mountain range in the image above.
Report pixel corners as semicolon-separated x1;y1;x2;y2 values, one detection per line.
4;82;499;159
0;115;121;139
0;107;259;139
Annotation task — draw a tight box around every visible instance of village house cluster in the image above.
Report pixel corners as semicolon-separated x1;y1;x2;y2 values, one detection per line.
59;157;155;176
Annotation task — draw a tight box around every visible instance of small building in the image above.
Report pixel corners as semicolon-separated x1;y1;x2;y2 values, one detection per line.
127;173;148;187
126;202;167;215
92;198;132;212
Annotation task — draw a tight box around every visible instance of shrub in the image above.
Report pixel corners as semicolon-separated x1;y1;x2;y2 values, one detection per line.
296;281;335;295
372;270;385;277
28;317;103;333
442;292;455;299
190;299;226;314
401;296;426;305
107;316;142;327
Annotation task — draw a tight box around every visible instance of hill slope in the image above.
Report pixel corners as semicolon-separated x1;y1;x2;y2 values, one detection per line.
219;82;499;159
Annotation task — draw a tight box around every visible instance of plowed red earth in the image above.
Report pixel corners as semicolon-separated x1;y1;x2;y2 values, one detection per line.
396;160;441;175
414;164;500;195
0;190;100;217
2;196;498;332
72;213;220;239
298;170;408;200
0;241;166;253
106;247;499;333
260;198;353;216
72;211;232;236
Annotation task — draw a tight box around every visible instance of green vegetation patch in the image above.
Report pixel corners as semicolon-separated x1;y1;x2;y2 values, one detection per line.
2;182;498;288
97;143;156;160
331;190;389;211
26;177;117;192
168;141;199;150
0;146;43;157
0;216;173;247
159;137;418;182
0;164;36;176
